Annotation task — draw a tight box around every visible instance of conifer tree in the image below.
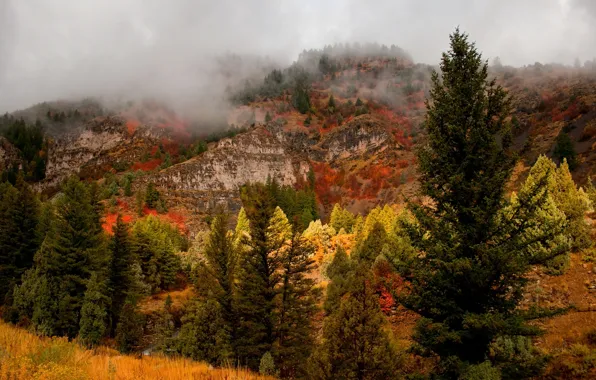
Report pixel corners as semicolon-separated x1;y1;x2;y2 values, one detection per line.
79;272;110;346
14;176;105;337
145;182;160;209
309;263;398;379
400;30;566;378
0;178;40;304
108;214;134;334
115;298;145;353
179;213;238;364
274;233;318;378
554;159;591;250
323;245;352;314
235;183;279;368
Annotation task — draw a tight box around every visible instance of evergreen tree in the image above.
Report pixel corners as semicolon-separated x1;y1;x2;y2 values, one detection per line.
78;272;110;346
400;30;565;378
115;298;145;353
265;112;273;123
323;245;352;314
0;178;40;304
235;183;280;369
553;132;578;170
14;176;105;337
292;69;311;114
308;263;398;379
327;94;336;112
176;299;233;365
179;213;238;364
145;182;160;209
108;214;134;334
353;221;387;265
554;159;591;250
274;233;318;378
131;216;182;293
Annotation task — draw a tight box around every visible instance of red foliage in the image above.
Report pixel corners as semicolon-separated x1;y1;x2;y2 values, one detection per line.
160;138;180;156
131;158;162;172
311;161;343;205
102;212;133;235
126;120;140;135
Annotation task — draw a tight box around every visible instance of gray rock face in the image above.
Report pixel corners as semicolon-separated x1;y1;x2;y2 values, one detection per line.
316;114;398;162
147;126;310;212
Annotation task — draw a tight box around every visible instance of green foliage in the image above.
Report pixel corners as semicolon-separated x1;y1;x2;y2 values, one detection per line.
13;176;106;338
176;299;232;364
78;273;110;347
236;185;318;372
292;69;312;114
259;351;277;377
488;336;548;379
553;133;578;170
0;178;40;305
308;263;399;379
0;118;47;181
144;182;161;210
323;245;352;313
108;215;135;334
265;177;318;231
400;30;561;378
329;204;355;233
178;214;237;364
131;216;182;293
115;299;145;353
123;174;133;196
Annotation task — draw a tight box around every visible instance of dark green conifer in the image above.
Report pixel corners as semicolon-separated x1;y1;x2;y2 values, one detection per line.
0;178;40;304
79;272;110;346
399;29;564;378
108;214;134;334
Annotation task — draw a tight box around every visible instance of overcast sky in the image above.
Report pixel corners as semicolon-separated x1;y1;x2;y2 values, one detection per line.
1;0;595;114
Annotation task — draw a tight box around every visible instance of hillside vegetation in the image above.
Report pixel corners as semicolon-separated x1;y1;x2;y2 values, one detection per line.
0;321;270;380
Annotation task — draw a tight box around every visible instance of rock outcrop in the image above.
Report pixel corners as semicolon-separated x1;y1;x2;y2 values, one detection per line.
0;137;21;173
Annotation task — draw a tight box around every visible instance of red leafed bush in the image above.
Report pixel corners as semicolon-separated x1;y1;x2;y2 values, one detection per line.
311;161;343;205
131;159;162;171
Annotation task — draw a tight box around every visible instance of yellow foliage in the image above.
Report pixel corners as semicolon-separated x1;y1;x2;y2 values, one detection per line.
0;321;271;380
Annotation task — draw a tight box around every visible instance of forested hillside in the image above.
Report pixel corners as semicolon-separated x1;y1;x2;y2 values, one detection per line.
1;30;596;380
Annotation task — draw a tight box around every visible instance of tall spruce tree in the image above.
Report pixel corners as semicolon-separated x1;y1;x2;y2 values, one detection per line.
0;177;40;305
78;272;110;346
13;176;105;337
108;214;134;334
177;213;238;364
235;183;279;369
274;232;318;378
309;262;398;379
400;29;567;378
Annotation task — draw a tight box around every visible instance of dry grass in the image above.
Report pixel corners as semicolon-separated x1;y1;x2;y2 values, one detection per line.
0;322;270;380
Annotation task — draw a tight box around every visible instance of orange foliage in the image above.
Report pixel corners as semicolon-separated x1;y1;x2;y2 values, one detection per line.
126;119;140;135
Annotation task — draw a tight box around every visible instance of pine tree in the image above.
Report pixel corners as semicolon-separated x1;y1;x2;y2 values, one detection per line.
180;213;238;364
235;183;280;369
175;299;233;364
145;182;160;209
0;178;40;304
353;221;387;265
115;298;145;353
108;214;134;334
308;263;398;379
323;245;352;314
400;30;565;378
327;94;336;112
553;133;578;170
14;176;105;337
79;272;110;346
554;159;591;250
274;233;318;378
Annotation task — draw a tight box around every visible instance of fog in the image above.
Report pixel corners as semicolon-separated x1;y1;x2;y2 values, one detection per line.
0;0;595;117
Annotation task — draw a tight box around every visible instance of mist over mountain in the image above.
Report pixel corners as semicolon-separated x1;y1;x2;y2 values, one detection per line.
0;0;595;119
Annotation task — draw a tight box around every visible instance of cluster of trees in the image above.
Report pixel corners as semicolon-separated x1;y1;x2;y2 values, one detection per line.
174;183;319;377
0;176;184;352
0;117;47;182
